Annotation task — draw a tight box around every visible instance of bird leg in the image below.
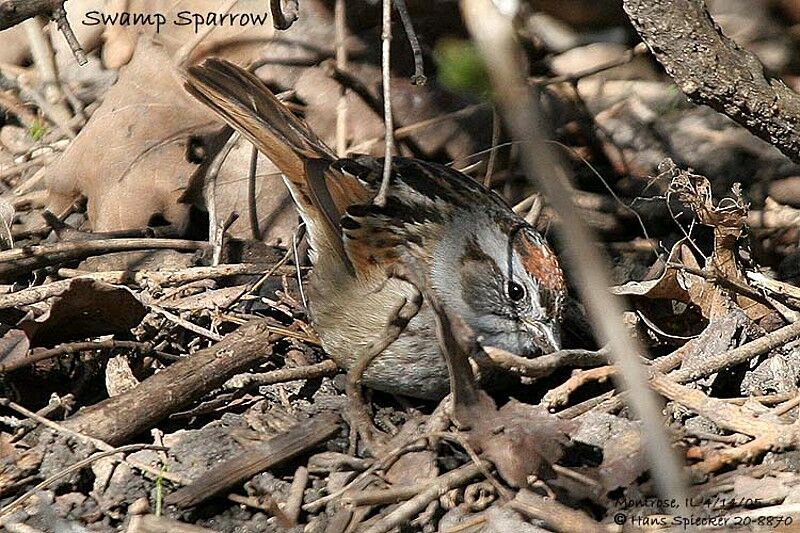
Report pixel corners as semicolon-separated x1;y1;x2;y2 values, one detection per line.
345;286;422;453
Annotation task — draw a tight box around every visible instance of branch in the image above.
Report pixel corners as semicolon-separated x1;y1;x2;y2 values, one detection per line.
461;0;689;510
622;0;800;163
0;0;86;65
0;0;61;30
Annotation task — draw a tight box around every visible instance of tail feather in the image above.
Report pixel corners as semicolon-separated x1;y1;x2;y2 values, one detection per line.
184;58;350;262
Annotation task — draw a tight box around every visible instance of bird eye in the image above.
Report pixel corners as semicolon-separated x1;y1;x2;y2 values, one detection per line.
507;280;526;302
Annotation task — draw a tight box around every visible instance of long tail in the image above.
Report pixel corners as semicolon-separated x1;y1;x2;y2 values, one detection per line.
184;58;349;262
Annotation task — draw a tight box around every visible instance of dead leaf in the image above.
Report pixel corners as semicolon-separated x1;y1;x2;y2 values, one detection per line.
105;355;140;396
574;412;646;491
20;279;146;347
46;37;220;233
0;329;30;369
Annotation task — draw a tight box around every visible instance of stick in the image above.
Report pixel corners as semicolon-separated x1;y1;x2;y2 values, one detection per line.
223;360;338;390
0;238;207;280
0;340;173;374
622;0;800;163
62;319;277;445
362;462;488;533
334;0;348;156
394;0;426;85
461;0;689;510
374;0;395;207
166;413;341;508
0;264;280;309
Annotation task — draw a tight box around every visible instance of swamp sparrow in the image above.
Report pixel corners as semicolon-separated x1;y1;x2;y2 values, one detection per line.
185;59;566;399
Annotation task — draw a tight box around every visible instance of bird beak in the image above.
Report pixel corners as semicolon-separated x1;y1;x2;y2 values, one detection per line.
525;319;561;354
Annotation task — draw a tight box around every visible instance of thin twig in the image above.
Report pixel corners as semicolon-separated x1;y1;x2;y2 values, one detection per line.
284;466;308;526
362;462;488;533
0;339;174;374
483;106;501;187
334;0;348;156
0;443;167;519
149;305;224;341
531;42;647;86
223;360;337;390
461;0;689;510
374;0;394;207
248;144;261;240
394;0;426;85
51;4;86;65
206;131;240;266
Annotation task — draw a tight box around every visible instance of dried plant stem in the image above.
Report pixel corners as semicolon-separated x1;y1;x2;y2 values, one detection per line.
461;0;689;511
394;0;426;85
23;16;63;104
483;106;501;187
374;0;394;207
0;340;173;374
0;443;166;520
0;1;86;64
362;462;488;533
206;131;240;266
334;0;348;156
248;144;260;239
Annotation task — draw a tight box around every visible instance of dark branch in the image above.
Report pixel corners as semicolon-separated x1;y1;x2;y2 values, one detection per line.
623;0;800;163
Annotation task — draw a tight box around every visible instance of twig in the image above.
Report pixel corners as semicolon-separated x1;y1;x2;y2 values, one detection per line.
622;0;800;163
531;43;647;86
592;321;800;416
334;0;348;156
374;0;394;207
0;263;279;309
223;246;294;310
149;305;224;341
649;372;778;437
284;466;308;526
0;1;85;65
362;462;488;533
302;438;427;512
270;0;299;30
0;238;207;279
248;144;261;239
62;320;278;444
668;319;800;384
542;365;615;409
166;413;340;508
223;360;338;390
51;4;86;65
508;489;604;533
23;16;63;105
206;131;240;266
0;340;173;374
0;443;166;519
461;0;689;510
483;106;500;187
394;0;426;85
484;346;607;379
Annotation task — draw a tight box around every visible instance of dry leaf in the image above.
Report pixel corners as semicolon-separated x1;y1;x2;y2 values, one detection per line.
0;329;31;369
46;37;220;233
105;355;140;396
20;279;146;347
